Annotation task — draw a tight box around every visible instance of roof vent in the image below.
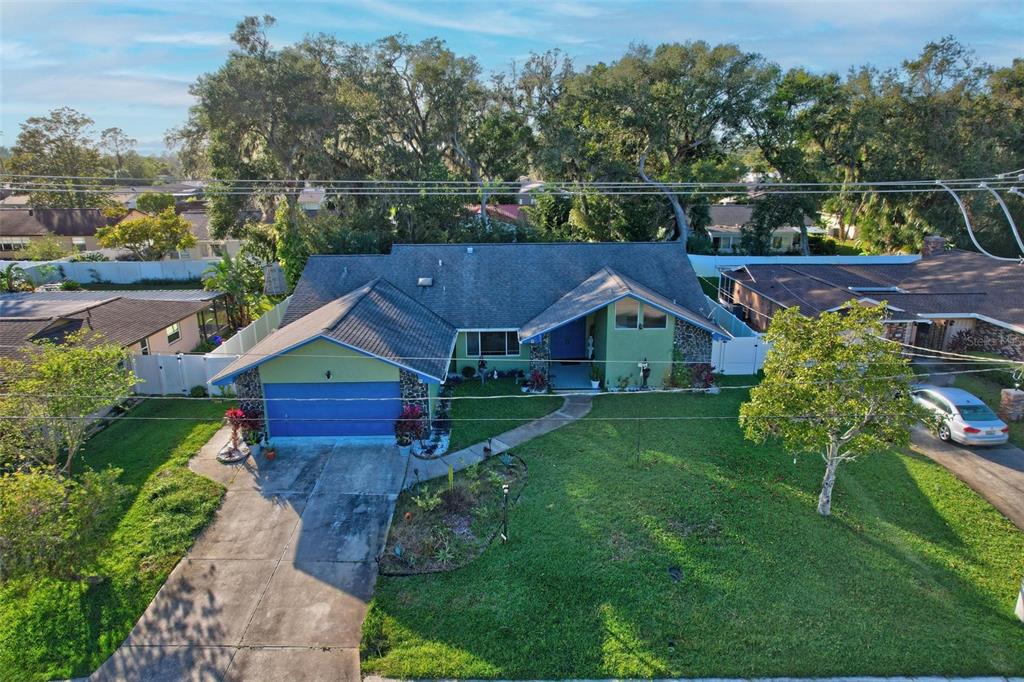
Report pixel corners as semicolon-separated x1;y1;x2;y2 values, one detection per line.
417;277;433;287
466;246;474;254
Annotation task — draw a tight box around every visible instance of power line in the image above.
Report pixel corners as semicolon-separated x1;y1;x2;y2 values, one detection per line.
0;366;1009;404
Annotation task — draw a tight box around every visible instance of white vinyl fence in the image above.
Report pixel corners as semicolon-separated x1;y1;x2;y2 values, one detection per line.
5;259;219;285
705;295;771;375
688;254;919;278
131;353;239;396
130;299;289;395
209;296;290;356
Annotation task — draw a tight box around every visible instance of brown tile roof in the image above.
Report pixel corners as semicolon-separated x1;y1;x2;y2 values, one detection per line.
729;249;1024;327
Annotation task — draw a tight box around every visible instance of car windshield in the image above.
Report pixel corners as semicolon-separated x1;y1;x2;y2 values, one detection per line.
956;404;998;421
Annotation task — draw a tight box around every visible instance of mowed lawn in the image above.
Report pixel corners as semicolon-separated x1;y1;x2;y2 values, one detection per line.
446;377;563;453
0;399;227;682
362;381;1024;678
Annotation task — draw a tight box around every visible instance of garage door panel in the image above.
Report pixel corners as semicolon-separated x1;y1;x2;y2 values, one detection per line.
264;382;401;438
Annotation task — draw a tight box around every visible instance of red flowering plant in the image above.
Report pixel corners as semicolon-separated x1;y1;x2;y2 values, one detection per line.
529;368;547;392
394;403;427;446
690;363;715;389
225;407;258;450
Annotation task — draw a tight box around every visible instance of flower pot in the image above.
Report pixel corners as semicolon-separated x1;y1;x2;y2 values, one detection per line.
264;449;277;461
397;443;413;456
706;385;721;395
590;380;600;389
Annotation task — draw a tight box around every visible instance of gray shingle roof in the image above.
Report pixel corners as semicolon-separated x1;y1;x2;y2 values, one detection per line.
211;278;457;384
519;267;729;340
0;209;115;237
284;241;711;331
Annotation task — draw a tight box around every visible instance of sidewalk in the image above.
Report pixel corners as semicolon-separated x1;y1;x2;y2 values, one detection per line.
403;393;593;487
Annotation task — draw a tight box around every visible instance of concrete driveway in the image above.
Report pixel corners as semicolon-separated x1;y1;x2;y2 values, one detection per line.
92;434;408;681
911;426;1024;531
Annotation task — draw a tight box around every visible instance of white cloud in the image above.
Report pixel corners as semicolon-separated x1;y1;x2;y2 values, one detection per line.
0;39;61;68
135;31;231;47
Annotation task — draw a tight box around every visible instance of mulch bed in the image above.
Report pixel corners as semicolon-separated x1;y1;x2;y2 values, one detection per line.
380;453;527;575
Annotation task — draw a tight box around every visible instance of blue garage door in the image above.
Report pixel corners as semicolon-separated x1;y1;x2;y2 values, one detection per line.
263;382;402;438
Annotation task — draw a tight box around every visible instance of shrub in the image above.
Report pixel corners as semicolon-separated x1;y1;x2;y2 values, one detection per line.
58;280;82;291
395;403;427;445
461;366;476;379
225;408;258;449
189;385;209;398
0;468;125;580
690;363;715;389
412;487;442;512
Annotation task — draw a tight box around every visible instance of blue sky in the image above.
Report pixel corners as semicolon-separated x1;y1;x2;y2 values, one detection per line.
1;0;1021;154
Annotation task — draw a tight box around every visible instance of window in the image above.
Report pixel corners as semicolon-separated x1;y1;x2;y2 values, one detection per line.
957;404;998;421
166;322;181;344
0;237;29;251
615;299;640;329
139;337;150;355
465;331;519;357
643;305;667;328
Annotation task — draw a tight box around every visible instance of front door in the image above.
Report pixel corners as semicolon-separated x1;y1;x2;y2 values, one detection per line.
549;317;587;360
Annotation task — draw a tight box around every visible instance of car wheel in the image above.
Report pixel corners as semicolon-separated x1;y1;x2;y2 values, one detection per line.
938;423;952;442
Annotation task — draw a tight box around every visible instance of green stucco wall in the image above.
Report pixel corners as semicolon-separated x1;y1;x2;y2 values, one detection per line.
453;330;532;373
258;338;400;384
603;297;675;388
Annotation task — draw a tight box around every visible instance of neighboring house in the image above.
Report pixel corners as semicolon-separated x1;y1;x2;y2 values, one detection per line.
718;236;1024;360
0;289;232;360
109;183;205;209
465;203;525;225
0;208;119;256
211;242;730;438
177;210;244;260
705;205;818;254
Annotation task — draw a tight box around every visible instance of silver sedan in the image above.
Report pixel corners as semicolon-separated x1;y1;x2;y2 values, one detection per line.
911;385;1010;446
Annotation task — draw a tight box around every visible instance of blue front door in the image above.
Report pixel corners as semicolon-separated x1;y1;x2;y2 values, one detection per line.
549;317;587;360
263;381;402;437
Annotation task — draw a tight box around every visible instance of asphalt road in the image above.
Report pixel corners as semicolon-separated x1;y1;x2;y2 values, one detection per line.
911;426;1024;531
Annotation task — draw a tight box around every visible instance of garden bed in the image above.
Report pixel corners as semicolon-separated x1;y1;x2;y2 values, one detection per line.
380;453;527;574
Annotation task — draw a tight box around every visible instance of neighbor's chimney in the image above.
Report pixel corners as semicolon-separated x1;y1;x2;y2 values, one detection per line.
921;235;947;258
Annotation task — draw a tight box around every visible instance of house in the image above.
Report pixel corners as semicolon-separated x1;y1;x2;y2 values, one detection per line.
0;289;232;359
705;205;818;254
465;203;525;225
109;183;205;209
211;242;730;439
177;210;245;260
0;208;119;256
718;236;1024;360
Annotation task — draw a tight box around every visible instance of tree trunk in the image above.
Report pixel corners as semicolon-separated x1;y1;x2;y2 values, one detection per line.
817;445;840;516
639;152;689;248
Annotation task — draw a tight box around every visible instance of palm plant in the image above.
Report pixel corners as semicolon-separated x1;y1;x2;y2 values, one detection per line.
202;254;259;328
1;263;30;293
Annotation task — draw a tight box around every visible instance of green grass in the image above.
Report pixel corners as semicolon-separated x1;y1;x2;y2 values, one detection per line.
698;276;719;299
0;399;228;682
363;382;1024;678
954;372;1023;448
446;378;563;453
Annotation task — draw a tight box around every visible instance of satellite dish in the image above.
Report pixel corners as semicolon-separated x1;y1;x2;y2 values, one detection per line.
263;263;287;296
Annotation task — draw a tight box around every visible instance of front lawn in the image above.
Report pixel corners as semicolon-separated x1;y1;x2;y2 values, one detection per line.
954;371;1022;448
446;377;562;453
0;399;228;681
363;382;1024;678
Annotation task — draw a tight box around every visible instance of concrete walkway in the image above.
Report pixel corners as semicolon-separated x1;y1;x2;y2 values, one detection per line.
92;429;408;681
911;426;1024;531
405;394;593;487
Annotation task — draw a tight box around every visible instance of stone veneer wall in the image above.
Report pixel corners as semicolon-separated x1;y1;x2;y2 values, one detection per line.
399;369;429;413
236;368;264;420
883;322;912;345
528;334;551;383
954;320;1024;362
673;322;712;364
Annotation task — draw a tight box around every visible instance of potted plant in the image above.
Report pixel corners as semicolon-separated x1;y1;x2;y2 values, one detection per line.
528;368;547;393
589;363;601;389
395;403;426;456
218;407;255;463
